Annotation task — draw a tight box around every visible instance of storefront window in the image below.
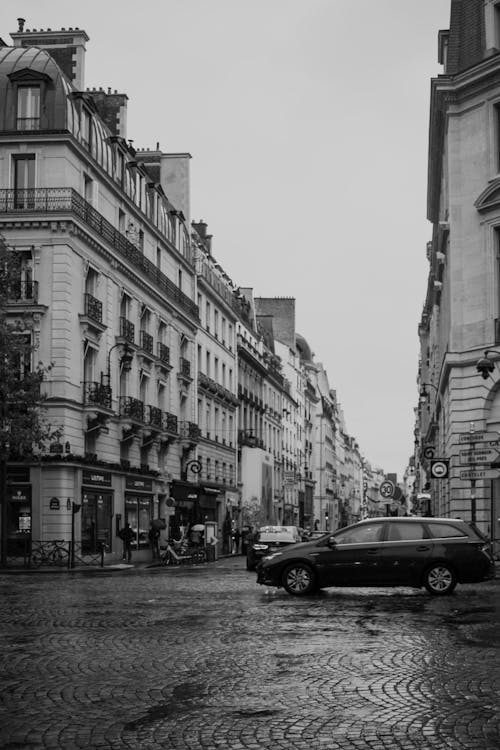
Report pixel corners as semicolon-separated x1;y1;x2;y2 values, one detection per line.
125;495;152;549
81;492;112;553
7;485;31;556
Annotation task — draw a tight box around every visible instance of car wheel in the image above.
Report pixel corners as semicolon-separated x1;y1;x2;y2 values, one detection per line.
282;562;316;596
424;563;456;595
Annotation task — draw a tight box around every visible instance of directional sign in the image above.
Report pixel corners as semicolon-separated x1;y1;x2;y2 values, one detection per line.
459;431;500;444
459;447;500;465
379;480;395;499
459;469;500;481
430;459;449;479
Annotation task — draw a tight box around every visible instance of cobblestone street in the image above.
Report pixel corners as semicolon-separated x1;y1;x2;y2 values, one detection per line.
0;557;499;750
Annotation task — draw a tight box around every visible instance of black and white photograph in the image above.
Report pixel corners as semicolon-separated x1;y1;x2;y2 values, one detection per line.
1;2;500;748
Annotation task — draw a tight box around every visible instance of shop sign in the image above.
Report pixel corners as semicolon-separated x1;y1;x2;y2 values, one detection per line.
125;477;153;491
9;487;29;502
82;470;112;487
49;496;60;510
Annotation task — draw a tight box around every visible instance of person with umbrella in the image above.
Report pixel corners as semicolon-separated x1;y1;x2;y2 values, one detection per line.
190;523;205;548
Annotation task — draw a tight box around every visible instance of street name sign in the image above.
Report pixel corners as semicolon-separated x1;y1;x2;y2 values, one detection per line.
459;447;500;464
458;431;500;444
459;469;500;480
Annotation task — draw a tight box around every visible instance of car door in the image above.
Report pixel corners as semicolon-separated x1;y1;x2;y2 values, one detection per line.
314;521;385;587
378;520;433;585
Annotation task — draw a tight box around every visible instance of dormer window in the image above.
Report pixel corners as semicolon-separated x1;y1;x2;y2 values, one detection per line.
81;108;91;149
17;85;40;130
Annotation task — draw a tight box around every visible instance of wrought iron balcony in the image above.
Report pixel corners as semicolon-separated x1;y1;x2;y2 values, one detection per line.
119;396;144;422
147;405;163;429
140;330;154;354
180;421;201;441
83;382;112;409
179;357;191;379
84;293;103;323
6;280;38;303
162;411;178;434
157;342;170;366
0;188;199;321
119;316;135;344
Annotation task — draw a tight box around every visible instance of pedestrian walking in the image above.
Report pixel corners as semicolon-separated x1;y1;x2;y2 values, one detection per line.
118;522;135;563
233;528;241;555
148;522;160;561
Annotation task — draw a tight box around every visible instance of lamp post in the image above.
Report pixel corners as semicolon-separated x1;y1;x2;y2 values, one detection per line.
103;342;133;385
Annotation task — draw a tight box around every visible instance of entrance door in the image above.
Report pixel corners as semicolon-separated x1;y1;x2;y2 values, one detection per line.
81;492;112;553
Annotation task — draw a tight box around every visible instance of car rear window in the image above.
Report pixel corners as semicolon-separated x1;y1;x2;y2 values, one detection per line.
386;522;428;541
427;522;468;539
257;532;297;543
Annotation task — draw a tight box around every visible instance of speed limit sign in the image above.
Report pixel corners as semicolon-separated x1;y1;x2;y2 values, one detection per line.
430;459;449;479
379;480;395;499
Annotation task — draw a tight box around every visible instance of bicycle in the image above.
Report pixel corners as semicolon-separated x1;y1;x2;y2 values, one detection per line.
30;539;69;568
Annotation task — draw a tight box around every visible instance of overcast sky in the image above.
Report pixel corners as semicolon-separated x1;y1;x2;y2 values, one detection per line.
2;0;451;479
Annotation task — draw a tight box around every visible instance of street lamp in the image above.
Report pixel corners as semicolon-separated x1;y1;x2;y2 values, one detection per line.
102;342;133;385
419;382;439;403
476;349;500;380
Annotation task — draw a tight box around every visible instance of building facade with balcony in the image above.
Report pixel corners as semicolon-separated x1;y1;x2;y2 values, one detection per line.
190;221;239;539
0;24;199;561
414;0;500;546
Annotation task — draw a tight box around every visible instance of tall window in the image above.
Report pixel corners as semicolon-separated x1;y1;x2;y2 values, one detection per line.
13;155;35;208
17;86;40;130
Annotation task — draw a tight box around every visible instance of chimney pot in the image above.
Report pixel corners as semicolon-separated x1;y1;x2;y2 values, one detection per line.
108;87;111;94
156;141;160;150
17;18;25;32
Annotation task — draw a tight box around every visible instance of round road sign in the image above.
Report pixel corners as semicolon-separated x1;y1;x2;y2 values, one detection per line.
379;480;395;499
430;460;449;479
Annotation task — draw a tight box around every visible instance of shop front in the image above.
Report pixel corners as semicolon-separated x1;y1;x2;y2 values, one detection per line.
6;482;32;557
124;476;154;554
81;469;113;554
169;479;199;538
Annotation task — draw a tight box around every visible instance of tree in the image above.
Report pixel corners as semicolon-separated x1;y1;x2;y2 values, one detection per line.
0;236;59;564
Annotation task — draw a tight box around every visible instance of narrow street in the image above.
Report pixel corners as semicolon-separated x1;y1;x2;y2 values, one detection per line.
0;557;499;750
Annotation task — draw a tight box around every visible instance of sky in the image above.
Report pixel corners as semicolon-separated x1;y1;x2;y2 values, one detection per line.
1;0;452;479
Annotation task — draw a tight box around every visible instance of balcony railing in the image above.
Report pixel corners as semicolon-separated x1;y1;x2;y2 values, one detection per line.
162;412;178;434
119;316;135;343
157;342;170;365
119;396;144;422
6;280;38;303
180;421;201;441
179;357;191;378
84;293;103;323
83;382;112;409
147;405;163;429
140;330;154;354
0;188;199;321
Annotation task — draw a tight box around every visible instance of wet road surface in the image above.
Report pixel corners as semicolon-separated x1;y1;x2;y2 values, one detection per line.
0;557;499;749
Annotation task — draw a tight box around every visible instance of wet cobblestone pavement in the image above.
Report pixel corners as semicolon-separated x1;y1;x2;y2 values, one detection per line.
0;558;499;750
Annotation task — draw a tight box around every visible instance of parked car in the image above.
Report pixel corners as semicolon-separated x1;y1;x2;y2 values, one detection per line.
246;525;301;571
256;517;495;596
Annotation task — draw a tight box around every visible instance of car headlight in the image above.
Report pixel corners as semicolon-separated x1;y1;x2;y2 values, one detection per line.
264;552;283;561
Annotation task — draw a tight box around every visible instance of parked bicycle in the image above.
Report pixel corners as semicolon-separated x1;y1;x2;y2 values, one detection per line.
30;539;69;568
159;542;207;566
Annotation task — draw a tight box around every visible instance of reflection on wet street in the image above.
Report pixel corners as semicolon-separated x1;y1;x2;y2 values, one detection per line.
1;557;499;749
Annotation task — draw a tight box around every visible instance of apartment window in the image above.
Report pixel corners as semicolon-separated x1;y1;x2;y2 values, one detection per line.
206;302;211;332
222;363;226;388
17;86;40;130
206;457;211;480
84;174;93;204
197;345;202;372
206;351;211;377
214;358;219;382
222;317;226;345
178;269;183;291
13;155;35;208
214;310;219;339
156;248;161;271
81;108;91;149
118;208;126;233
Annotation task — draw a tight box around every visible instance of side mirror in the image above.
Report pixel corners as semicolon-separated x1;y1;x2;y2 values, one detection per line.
327;536;337;547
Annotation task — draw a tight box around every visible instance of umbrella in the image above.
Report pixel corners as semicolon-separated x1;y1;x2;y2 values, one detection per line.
191;524;205;531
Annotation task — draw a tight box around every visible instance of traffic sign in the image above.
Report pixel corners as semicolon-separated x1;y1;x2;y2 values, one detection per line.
459;447;500;464
430;459;449;479
458;431;500;444
459;469;500;480
379;480;395;499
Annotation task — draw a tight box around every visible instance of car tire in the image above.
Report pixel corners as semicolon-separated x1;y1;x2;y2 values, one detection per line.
424;562;456;595
282;562;317;596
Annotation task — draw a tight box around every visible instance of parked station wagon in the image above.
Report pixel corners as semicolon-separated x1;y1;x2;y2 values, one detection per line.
256;517;495;596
